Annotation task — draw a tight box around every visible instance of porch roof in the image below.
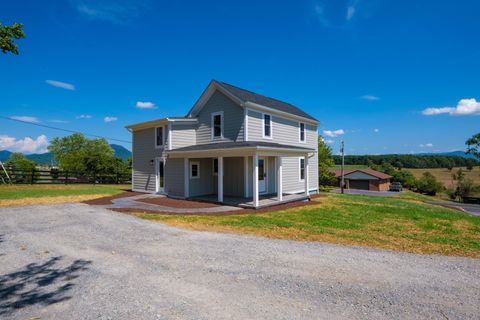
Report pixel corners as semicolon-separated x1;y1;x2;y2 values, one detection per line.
166;141;314;157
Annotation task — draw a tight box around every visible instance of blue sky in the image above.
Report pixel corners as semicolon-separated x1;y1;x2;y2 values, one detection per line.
1;0;479;155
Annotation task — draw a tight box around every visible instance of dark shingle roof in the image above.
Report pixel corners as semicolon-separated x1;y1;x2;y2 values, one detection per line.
215;81;319;122
168;141;314;153
333;169;392;180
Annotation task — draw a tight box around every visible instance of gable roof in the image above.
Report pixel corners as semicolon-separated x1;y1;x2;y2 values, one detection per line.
333;168;392;180
187;80;319;123
215;81;319;122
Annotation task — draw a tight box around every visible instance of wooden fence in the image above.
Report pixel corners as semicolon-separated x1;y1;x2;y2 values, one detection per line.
1;168;131;185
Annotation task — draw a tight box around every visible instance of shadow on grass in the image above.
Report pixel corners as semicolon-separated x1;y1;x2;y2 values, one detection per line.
0;256;92;316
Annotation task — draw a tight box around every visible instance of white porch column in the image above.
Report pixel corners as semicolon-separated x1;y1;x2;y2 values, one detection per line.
277;156;283;201
218;156;223;202
304;154;310;196
184;158;189;198
252;153;259;208
244;156;248;197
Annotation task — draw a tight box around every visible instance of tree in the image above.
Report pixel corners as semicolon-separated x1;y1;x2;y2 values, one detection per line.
5;153;37;183
0;22;25;55
416;172;443;196
447;169;475;201
466;133;480;160
318;136;336;186
48;133;115;176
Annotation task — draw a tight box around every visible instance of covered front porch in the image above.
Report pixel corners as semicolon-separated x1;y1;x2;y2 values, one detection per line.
167;142;315;209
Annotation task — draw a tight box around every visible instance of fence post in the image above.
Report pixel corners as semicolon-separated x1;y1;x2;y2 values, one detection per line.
31;169;35;184
116;173;119;184
65;171;69;184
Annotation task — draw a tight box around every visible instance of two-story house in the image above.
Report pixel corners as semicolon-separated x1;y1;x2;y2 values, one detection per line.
126;80;319;208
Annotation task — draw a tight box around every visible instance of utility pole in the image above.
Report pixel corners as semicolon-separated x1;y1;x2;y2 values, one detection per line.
340;140;345;194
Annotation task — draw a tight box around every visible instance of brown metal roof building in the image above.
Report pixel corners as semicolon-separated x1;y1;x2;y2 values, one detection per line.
334;169;392;191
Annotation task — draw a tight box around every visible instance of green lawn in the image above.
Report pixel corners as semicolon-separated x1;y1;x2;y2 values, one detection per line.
0;184;129;199
138;193;480;258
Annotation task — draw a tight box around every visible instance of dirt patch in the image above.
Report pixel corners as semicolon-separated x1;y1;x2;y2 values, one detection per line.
114;197;319;216
0;195;114;207
83;191;143;205
137;197;220;208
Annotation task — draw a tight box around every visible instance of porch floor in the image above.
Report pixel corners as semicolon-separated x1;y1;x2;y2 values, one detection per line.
191;193;310;209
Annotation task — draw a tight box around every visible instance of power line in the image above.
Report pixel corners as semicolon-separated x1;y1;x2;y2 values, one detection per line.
0;115;131;144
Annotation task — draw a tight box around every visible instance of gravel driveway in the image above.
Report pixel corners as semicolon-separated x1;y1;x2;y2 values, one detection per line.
0;203;479;320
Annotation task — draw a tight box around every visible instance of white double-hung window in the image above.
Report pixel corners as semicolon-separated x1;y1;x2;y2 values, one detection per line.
263;114;272;138
211;111;223;139
299;122;306;143
155;126;164;147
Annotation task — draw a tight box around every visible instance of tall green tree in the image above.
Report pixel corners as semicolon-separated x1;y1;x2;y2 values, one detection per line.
0;22;25;55
48;133;115;175
466;132;480;160
318;136;336;186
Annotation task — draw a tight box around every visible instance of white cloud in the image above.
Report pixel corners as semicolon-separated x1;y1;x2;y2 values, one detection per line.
136;101;157;109
10;116;39;123
72;0;148;24
419;143;433;148
362;95;380;101
0;134;49;154
323;129;345;137
104;116;118;123
76;114;92;119
46;80;75;91
373;128;379;133
324;139;334;144
422;98;480;116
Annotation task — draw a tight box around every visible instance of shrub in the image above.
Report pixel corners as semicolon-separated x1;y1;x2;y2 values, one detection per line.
416;172;443;196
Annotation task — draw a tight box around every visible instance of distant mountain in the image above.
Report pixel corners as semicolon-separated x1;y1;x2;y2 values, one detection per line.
110;144;132;160
0;144;132;165
417;151;477;159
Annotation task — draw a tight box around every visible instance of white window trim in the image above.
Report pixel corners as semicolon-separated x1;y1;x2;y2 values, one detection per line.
211;111;224;140
262;113;273;139
190;161;200;179
155;126;164;148
299;157;305;182
212;158;218;176
298;122;306;143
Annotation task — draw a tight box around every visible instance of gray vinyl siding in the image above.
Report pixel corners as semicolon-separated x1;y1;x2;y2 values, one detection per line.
188;158;214;197
223;157;245;197
282;155;318;194
170;123;196;149
132;127;164;192
247;109;317;149
164;158;184;197
196;90;244;145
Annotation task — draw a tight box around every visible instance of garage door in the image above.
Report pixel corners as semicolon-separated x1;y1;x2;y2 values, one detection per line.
349;180;370;190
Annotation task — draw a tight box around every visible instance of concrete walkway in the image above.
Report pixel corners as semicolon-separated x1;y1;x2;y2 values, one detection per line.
99;194;243;214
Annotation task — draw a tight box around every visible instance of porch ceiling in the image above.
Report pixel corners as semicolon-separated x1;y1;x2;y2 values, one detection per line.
167;141;314;158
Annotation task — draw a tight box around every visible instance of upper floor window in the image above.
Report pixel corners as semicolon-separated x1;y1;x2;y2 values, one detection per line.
299;122;306;142
211;111;223;139
263;114;272;138
155;126;163;147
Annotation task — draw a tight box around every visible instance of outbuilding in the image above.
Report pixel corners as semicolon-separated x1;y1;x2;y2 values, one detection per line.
334;168;392;191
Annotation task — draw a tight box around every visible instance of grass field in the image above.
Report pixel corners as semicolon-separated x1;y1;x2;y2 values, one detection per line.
409;167;480;189
136;192;480;258
0;184;129;206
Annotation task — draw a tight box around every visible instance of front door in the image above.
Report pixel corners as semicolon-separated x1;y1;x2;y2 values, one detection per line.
155;158;165;193
258;157;267;194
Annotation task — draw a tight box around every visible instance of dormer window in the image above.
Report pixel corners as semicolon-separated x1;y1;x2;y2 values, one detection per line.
155;127;163;147
299;122;306;143
263;114;272;138
211;111;223;139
